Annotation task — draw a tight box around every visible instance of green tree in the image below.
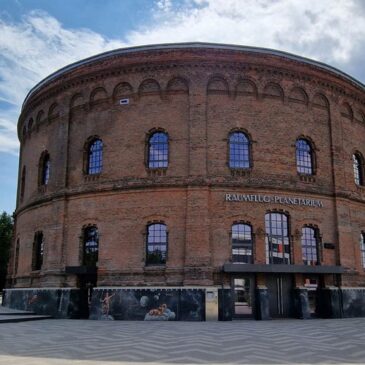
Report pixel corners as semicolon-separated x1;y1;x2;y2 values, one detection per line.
0;212;13;291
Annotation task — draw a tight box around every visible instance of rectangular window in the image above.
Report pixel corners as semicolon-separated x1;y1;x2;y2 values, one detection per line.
148;132;168;169
32;232;44;271
232;224;253;263
14;239;20;275
361;233;365;269
83;226;99;267
146;223;167;265
265;213;290;264
301;227;319;265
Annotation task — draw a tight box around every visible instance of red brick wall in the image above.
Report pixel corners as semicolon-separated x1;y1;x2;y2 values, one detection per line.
9;47;365;288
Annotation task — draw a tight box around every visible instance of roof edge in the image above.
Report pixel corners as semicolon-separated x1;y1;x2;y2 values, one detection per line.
22;42;365;109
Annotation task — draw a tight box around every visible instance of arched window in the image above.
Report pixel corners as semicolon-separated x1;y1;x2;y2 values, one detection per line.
87;139;103;174
83;226;99;267
231;223;253;263
146;223;167;265
360;233;365;269
301;227;320;265
265;212;290;264
229;132;250;169
39;152;50;185
296;139;313;174
22;125;27;139
20;166;26;202
148;132;168;168
32;231;44;271
353;153;363;185
28;118;34;131
14;238;20;276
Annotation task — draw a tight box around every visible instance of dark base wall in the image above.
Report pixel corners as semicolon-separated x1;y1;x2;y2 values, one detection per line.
218;289;232;320
255;287;270;320
2;288;82;318
293;288;311;319
3;287;208;321
3;287;365;320
90;288;206;321
317;288;342;318
341;288;365;317
250;287;365;320
323;288;365;318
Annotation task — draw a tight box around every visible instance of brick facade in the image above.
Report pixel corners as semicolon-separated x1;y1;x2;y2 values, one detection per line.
8;44;365;296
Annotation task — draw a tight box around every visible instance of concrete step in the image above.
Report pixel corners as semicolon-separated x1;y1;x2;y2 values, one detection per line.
0;315;52;323
0;306;36;315
0;311;37;315
0;306;52;322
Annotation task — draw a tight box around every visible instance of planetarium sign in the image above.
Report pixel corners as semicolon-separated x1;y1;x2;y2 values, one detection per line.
224;193;324;208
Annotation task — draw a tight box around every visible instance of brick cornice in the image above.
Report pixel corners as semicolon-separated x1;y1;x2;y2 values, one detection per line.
19;57;365;135
15;178;365;218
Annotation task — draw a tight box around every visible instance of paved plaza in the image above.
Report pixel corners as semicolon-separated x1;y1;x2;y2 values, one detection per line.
0;318;365;365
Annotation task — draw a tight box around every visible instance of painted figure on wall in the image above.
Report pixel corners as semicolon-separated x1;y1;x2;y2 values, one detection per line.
88;288;204;321
100;291;115;320
28;294;38;306
144;303;176;321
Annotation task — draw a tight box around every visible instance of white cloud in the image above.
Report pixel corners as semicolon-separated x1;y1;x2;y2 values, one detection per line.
0;115;19;155
156;0;173;12
0;10;127;154
1;1;365;155
132;0;365;66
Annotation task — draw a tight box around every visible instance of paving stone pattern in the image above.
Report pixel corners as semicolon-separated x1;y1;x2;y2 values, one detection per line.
0;319;365;364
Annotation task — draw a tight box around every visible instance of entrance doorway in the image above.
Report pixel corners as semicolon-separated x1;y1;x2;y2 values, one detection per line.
267;274;293;318
233;277;254;318
78;225;99;318
304;276;319;316
77;273;97;319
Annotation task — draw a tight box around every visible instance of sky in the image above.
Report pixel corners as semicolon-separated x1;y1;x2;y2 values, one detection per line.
1;0;365;214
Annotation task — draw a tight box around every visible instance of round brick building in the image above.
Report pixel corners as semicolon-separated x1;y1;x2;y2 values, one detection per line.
4;43;365;320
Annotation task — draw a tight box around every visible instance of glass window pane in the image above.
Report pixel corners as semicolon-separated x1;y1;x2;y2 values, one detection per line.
232;223;253;263
301;227;319;265
149;132;168;168
20;166;26;201
361;234;365;269
33;232;44;270
296;139;313;175
353;154;363;185
146;223;167;265
265;213;290;264
229;132;250;169
88;139;103;174
83;226;99;266
42;155;50;185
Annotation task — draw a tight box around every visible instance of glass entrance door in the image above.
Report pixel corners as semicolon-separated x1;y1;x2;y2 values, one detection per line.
233;277;253;318
267;274;293;318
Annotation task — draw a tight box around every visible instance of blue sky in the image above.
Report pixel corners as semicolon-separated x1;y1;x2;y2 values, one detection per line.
1;0;365;214
1;0;156;39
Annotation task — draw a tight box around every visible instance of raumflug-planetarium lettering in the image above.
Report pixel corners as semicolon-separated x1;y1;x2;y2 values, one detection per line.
225;193;324;208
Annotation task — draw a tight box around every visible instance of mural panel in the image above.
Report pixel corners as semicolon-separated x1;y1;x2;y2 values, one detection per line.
3;289;82;318
89;288;205;321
